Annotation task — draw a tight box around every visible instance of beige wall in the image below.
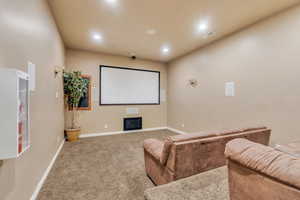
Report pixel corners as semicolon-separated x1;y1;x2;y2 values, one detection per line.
167;5;300;144
66;49;167;134
0;0;65;200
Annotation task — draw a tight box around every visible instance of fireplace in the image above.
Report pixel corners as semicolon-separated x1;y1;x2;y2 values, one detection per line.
124;117;142;131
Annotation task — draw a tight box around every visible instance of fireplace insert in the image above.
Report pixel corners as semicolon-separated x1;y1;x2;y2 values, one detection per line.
124;117;142;131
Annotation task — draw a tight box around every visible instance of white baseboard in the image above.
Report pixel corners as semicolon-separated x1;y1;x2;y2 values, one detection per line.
79;127;168;138
30;140;65;200
167;127;187;135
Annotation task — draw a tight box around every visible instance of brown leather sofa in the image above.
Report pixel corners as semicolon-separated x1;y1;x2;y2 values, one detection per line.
143;127;271;185
225;139;300;200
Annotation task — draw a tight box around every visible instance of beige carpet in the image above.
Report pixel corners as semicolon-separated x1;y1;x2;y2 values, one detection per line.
37;130;229;200
144;167;229;200
37;130;175;200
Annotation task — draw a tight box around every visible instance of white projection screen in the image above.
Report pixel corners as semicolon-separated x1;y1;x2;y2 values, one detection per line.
100;66;160;105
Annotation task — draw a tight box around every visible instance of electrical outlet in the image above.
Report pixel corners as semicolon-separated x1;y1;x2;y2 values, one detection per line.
55;92;59;98
181;124;185;128
104;124;108;129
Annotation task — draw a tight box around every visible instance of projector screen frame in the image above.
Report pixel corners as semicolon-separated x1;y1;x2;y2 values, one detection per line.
99;65;160;106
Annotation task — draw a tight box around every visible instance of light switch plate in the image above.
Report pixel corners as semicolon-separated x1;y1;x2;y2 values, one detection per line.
225;82;235;97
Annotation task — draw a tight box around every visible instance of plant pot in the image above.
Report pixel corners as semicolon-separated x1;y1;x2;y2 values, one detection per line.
65;128;80;142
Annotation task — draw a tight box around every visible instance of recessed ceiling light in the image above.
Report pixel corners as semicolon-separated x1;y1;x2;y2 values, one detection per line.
105;0;117;4
198;22;208;32
92;33;102;41
161;46;170;54
163;48;169;53
146;29;157;35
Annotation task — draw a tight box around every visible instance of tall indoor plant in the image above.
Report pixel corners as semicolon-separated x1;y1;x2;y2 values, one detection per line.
63;71;89;141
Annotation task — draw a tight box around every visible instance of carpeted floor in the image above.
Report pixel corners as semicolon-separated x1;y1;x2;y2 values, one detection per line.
144;167;229;200
37;130;176;200
37;130;229;200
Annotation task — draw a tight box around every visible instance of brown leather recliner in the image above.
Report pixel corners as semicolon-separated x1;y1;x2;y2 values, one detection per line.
143;127;271;185
225;139;300;200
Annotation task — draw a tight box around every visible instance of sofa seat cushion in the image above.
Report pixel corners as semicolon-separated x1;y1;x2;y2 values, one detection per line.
225;138;300;190
144;167;229;200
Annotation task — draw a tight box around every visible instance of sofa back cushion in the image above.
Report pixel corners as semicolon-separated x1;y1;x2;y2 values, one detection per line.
170;126;267;143
227;159;300;200
166;128;270;178
225;138;300;190
160;132;214;165
160;126;267;165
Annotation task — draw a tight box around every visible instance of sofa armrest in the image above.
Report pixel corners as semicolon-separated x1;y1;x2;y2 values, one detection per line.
225;138;300;190
144;139;164;161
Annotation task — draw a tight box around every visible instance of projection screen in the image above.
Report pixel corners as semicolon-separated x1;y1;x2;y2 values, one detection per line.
100;66;160;105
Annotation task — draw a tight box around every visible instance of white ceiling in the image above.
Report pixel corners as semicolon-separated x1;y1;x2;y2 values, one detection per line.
48;0;300;62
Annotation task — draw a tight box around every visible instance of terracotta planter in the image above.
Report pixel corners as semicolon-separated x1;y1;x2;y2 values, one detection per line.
65;128;80;142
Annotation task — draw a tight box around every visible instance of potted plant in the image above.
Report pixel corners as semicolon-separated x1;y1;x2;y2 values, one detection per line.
63;71;89;142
